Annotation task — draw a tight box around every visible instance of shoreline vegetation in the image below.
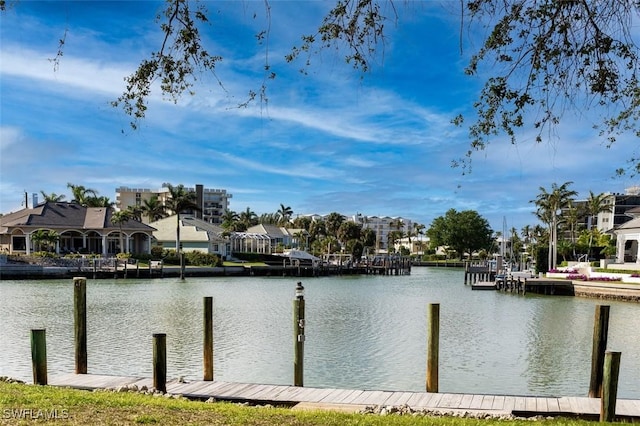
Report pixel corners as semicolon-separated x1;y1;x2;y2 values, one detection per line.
0;380;607;426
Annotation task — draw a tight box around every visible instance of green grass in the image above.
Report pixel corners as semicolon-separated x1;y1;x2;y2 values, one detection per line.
0;382;624;425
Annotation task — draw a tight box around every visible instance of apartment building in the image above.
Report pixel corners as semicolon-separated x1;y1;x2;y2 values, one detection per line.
597;186;640;233
115;184;232;224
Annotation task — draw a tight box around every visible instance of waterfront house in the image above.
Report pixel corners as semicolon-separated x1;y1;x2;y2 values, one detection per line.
0;201;155;255
230;224;308;254
613;206;640;266
149;215;229;259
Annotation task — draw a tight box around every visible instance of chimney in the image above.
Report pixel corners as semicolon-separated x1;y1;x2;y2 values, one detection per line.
196;184;203;220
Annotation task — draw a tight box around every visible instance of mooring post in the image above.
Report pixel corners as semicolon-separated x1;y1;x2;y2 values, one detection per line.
153;333;167;393
589;305;610;398
180;253;185;280
203;297;214;381
293;282;305;387
74;276;87;374
600;351;621;422
30;329;47;385
426;303;440;392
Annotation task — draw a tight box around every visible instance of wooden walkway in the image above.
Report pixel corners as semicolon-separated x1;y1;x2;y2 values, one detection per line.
49;373;640;419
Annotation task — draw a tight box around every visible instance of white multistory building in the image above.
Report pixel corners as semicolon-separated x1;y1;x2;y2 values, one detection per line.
115;184;232;224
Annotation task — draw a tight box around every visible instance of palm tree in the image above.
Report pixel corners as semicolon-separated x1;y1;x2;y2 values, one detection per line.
110;210;130;254
141;195;166;222
86;196;114;207
238;207;258;230
39;191;66;203
126;205;143;222
164;183;201;256
221;209;240;231
532;182;577;270
67;183;97;206
277;204;293;226
584;191;612;251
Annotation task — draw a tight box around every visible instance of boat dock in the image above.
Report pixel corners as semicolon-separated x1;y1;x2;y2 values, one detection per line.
48;373;640;420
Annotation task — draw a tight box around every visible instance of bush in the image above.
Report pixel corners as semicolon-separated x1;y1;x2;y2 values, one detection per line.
150;246;164;259
116;252;131;259
32;251;58;258
185;251;221;267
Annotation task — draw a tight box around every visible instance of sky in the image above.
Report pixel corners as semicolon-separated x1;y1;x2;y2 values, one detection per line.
1;1;638;233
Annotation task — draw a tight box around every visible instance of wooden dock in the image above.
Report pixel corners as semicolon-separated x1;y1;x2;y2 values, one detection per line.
48;374;640;420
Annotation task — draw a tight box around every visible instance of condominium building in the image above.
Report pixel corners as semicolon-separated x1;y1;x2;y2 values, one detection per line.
115;184;232;224
597;186;640;233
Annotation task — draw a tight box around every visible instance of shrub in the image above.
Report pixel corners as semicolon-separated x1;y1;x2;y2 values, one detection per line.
150;246;164;259
32;251;58;258
185;251;221;267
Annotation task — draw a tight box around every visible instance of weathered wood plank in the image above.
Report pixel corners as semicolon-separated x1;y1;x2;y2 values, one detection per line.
557;396;572;413
502;396;516;413
427;392;444;408
513;396;527;411
469;394;484;409
525;397;537;412
339;389;365;404
546;397;560;413
383;392;412;406
491;395;505;410
459;394;474;409
480;395;495;410
536;397;548;412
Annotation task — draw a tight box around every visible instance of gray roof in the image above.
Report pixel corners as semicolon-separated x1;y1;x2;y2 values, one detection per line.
0;202;155;232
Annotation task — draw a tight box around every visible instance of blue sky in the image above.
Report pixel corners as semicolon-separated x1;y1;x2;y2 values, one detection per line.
1;1;637;233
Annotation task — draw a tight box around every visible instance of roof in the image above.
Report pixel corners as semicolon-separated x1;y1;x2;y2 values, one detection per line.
0;202;155;232
150;215;225;243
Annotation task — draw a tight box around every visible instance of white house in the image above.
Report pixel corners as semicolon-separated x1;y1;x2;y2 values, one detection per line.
150;215;229;259
613;206;640;267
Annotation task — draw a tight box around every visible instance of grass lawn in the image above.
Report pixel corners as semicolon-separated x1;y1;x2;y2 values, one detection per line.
0;381;620;425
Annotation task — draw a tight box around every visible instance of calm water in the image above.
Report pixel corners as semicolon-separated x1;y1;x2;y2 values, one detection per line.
1;267;639;398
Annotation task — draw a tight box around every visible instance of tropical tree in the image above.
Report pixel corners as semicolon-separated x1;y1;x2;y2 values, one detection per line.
126;205;143;222
39;191;66;203
277;204;293;226
86;196;114;208
427;209;493;260
238;207;258;230
110;210;130;254
324;212;344;237
141;195;166;223
584;191;613;251
292;215;312;231
531;182;578;270
258;212;279;225
67;183;97;206
221;209;240;231
164;183;201;256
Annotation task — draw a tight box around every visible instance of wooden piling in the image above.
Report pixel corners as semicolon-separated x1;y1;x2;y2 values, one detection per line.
74;277;87;374
589;305;610;398
30;329;47;385
600;351;621;422
293;283;305;387
153;333;167;393
203;297;213;381
426;303;439;393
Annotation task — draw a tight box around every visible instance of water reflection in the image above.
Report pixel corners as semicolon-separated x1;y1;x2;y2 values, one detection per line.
0;268;638;398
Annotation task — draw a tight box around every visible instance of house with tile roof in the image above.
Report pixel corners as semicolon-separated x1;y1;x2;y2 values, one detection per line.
0;201;155;256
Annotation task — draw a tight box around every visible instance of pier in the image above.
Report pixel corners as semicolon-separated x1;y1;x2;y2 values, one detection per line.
47;373;640;420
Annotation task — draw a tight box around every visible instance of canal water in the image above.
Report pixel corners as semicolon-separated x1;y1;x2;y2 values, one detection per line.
1;267;639;398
